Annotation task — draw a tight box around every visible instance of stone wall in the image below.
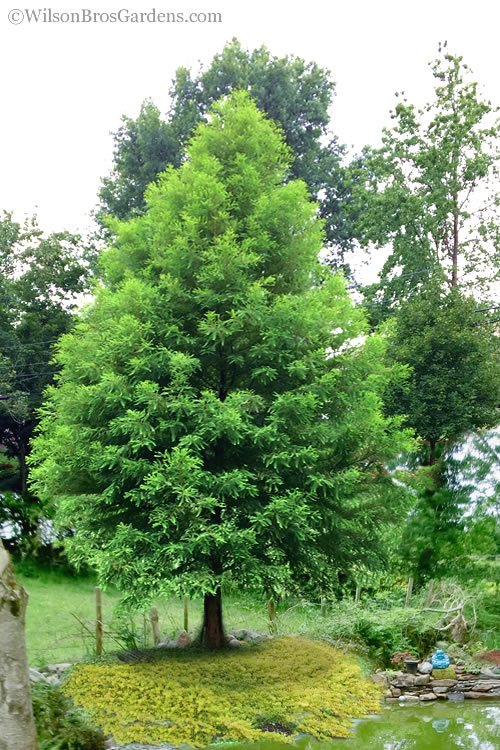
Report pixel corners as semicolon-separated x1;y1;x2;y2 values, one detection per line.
378;664;500;703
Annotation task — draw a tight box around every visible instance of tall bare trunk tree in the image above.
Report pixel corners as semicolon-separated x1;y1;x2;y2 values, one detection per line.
0;540;38;750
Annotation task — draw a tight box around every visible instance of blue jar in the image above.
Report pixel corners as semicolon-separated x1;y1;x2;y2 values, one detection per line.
431;649;450;669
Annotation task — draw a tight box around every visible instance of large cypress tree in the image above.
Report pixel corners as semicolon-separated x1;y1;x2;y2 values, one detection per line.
31;94;411;646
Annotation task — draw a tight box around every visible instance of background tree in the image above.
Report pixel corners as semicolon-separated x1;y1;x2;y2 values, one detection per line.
352;46;500;320
386;288;499;464
98;100;179;223
387;288;500;583
97;39;353;266
31;94;412;647
0;211;91;550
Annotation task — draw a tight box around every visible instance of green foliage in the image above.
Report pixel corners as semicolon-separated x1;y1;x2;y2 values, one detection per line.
32;682;105;750
386;288;500;447
98;39;353;264
64;638;382;746
31;93;412;613
352;46;500;316
98;100;179;223
385;289;499;583
305;603;438;666
474;588;500;651
0;211;93;551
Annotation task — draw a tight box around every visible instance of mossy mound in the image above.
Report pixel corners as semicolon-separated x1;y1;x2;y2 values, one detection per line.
432;666;456;679
64;637;382;747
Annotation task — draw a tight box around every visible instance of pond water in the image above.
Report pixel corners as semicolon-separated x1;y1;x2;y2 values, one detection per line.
228;702;500;750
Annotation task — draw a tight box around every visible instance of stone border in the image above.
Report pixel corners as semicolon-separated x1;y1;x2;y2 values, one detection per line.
373;664;500;703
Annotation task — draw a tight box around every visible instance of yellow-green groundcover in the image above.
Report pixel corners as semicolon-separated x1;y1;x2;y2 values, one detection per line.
65;637;382;747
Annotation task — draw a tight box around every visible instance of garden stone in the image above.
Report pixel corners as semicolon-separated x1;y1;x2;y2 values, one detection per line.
432;679;456;688
42;662;72;674
415;675;430;686
418;661;433;674
479;668;497;678
399;695;419;704
420;692;437;701
471;680;500;692
391;674;415;687
230;629;268;643
29;668;49;684
176;630;192;648
371;672;389;687
448;692;465;702
157;639;179;649
391;688;401;697
433;686;450;694
228;638;244;648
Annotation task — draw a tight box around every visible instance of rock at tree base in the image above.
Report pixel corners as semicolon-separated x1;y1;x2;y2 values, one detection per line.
230;628;269;643
176;631;192;648
29;668;49;683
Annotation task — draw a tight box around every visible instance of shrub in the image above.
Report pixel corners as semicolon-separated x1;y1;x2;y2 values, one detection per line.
304;603;438;666
32;683;106;750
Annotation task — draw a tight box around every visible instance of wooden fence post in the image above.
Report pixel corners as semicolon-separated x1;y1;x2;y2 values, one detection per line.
405;576;414;608
183;597;189;632
150;607;161;646
268;599;277;634
355;585;361;605
320;595;327;616
95;586;103;656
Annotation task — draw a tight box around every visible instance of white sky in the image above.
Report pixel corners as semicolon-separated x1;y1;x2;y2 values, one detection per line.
1;0;500;236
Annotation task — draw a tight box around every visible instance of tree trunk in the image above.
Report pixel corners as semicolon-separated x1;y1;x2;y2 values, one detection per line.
428;439;438;466
405;576;414;608
201;588;224;648
0;541;38;750
451;197;459;288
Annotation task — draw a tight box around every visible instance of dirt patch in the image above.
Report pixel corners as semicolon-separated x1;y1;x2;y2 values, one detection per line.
476;649;500;666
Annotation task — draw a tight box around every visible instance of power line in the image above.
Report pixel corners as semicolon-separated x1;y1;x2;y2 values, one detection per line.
9;372;58;381
472;318;500;327
0;338;62;351
474;305;500;313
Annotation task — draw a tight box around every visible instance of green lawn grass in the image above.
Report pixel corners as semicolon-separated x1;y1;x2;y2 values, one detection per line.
18;566;318;665
19;565;498;667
